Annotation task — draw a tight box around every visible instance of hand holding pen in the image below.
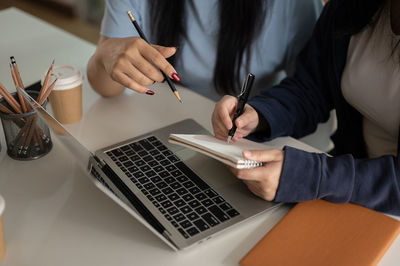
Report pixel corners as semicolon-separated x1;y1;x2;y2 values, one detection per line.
126;11;182;102
227;73;255;143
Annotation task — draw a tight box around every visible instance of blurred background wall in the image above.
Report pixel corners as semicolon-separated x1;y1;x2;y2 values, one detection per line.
0;0;104;44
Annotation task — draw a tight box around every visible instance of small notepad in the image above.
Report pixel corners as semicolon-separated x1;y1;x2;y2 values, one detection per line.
168;134;274;169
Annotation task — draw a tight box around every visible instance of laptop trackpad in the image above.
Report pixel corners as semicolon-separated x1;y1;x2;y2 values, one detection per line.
175;148;238;189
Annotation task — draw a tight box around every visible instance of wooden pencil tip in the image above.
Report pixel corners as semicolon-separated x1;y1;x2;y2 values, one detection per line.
174;91;182;103
10;56;16;65
127;10;135;22
51;59;55;65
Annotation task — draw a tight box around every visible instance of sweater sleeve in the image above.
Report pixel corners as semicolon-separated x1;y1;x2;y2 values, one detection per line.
247;2;335;142
276;146;400;215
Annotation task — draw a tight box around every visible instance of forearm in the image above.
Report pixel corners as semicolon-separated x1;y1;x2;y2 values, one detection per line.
276;147;400;215
87;51;125;97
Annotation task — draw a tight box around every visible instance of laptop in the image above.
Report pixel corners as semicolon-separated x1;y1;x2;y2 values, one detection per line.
20;88;279;250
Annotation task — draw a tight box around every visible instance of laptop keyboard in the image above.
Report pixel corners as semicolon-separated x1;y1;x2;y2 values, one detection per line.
105;136;240;239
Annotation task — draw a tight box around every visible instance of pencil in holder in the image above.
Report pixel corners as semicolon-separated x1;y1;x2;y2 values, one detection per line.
0;90;52;160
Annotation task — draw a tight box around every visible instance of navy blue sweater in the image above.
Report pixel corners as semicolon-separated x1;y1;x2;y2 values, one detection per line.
248;0;400;214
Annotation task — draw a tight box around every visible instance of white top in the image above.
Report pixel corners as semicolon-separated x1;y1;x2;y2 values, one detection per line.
341;4;400;158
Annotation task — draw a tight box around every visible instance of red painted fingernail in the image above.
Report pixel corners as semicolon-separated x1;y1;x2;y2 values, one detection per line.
171;72;180;82
146;90;155;95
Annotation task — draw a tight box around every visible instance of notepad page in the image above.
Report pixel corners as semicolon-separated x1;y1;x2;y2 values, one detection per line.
168;134;274;165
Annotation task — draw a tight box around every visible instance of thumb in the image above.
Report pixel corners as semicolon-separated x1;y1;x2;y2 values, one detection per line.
243;149;283;162
152;45;177;58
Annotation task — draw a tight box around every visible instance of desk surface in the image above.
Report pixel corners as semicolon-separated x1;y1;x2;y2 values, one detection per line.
0;8;399;266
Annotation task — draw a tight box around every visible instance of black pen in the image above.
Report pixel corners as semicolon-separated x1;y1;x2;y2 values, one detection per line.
227;73;255;143
127;11;182;103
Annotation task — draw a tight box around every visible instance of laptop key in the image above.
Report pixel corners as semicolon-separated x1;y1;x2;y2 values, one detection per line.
130;143;143;152
167;193;179;201
123;161;133;167
147;136;157;142
160;159;170;166
167;206;179;215
176;175;188;183
186;227;200;236
155;155;165;161
138;177;149;184
111;148;123;157
125;150;135;156
182;181;195;189
165;214;172;221
179;220;192;229
128;166;139;173
157;145;168;151
182;194;195;202
149;188;161;196
202;213;220;227
153;140;162;146
138;150;148;157
195;206;207;215
120;145;131;152
150;176;162;183
174;199;185;208
188;200;201;209
149;149;160;156
170;182;182;190
158;207;166;214
161;200;173;209
148;160;158;167
180;206;192;214
133;171;144;178
193;219;210;231
201;199;213;207
161;187;174;195
119;156;129;162
226;209;240;218
143;155;153;162
153;166;164;173
139;139;154;151
145;170;157;177
140;165;151;172
164;176;176;184
176;188;188;196
130;155;140;161
173;213;185;222
175;162;210;190
165;165;177;172
188;187;200;195
178;228;189;239
213;196;225;204
144;183;155;190
187;212;199;221
209;205;230;222
168;155;180;163
195;193;207;201
156;181;168;189
155;194;167;202
159;171;170;178
135;160;146;167
219;202;233;211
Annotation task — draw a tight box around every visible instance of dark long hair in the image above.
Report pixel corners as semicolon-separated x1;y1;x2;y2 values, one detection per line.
149;0;266;95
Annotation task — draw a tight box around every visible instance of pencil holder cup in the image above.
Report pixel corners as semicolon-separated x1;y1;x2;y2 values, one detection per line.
0;90;52;160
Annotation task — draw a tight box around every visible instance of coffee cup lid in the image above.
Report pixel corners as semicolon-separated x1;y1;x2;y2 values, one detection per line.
41;65;83;91
0;195;4;215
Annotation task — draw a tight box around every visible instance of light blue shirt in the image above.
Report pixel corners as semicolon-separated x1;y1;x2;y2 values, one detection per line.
101;0;322;100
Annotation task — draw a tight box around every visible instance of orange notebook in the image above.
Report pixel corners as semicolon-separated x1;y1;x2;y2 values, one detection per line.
240;200;400;266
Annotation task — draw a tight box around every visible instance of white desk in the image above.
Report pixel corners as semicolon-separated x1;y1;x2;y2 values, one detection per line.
0;8;399;266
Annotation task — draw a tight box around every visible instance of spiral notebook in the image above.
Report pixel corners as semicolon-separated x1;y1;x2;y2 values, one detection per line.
168;134;272;169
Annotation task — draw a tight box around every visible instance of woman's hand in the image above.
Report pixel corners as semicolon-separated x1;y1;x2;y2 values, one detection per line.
230;149;284;201
212;95;260;141
88;36;179;97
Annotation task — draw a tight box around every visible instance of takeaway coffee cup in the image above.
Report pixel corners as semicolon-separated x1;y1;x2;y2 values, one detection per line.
42;65;83;124
0;195;5;261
